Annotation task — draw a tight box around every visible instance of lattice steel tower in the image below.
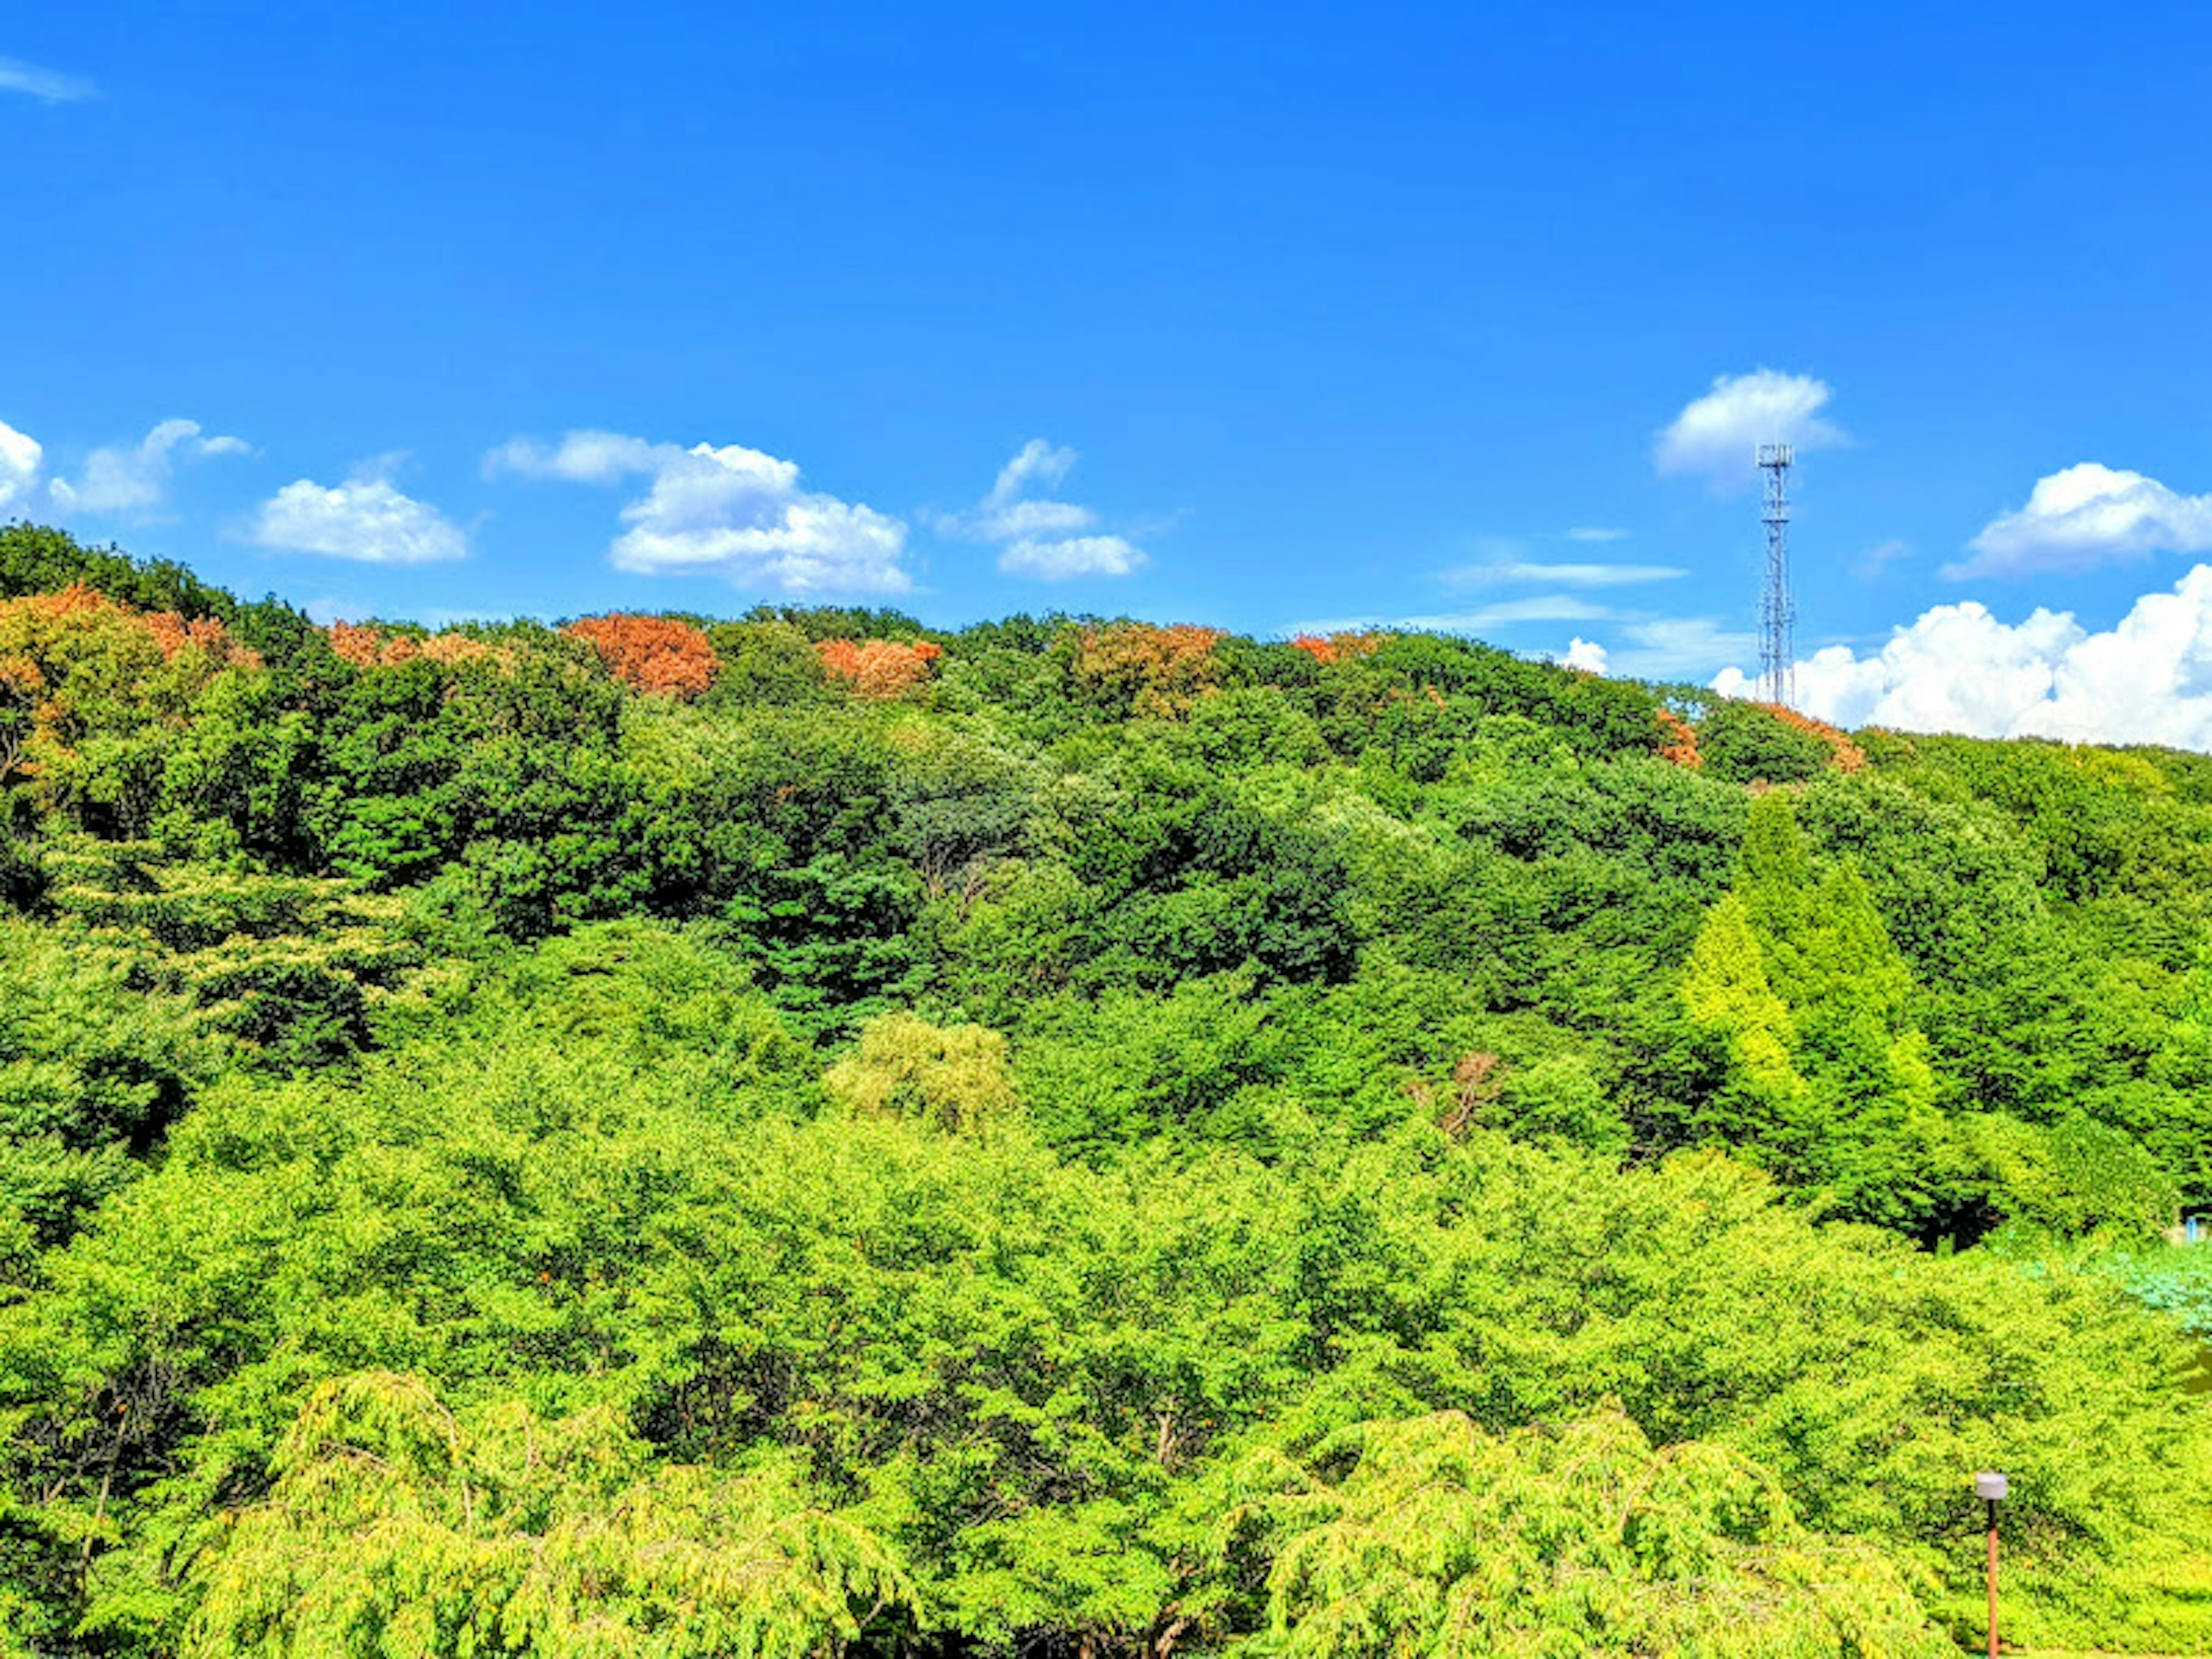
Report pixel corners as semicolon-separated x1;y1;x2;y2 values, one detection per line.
1756;442;1795;707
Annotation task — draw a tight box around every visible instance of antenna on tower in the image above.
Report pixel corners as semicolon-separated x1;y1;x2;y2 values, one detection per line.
1756;442;1795;707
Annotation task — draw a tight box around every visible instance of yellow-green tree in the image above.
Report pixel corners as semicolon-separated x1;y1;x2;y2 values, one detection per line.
1681;792;1947;1228
1219;1408;1949;1658
185;1372;910;1659
823;1011;1019;1135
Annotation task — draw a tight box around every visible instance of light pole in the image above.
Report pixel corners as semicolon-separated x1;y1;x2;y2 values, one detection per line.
1975;1472;2008;1658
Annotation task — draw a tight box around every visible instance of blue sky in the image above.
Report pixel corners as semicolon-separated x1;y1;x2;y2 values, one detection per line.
6;2;2212;741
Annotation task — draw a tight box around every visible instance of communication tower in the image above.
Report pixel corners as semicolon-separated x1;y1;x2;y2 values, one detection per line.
1756;443;1795;707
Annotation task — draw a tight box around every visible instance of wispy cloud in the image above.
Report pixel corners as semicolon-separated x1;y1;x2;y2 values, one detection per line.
1440;560;1686;589
0;56;96;103
50;418;248;517
1656;369;1846;491
1606;618;1759;679
1389;594;1618;631
1563;526;1630;544
1855;537;1911;579
491;428;910;594
247;456;468;565
1945;463;2212;581
935;438;1147;580
1554;618;1760;681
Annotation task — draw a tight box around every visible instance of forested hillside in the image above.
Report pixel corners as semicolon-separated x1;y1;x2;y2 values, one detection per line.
0;522;2207;1656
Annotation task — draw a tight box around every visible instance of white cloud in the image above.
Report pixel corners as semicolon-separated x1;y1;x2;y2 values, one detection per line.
247;458;467;565
0;419;43;514
1562;637;1610;673
1565;527;1630;543
988;438;1078;506
55;418;248;516
1655;369;1845;489
944;438;1147;581
490;429;911;594
1713;564;2212;749
1947;463;2212;581
613;444;908;593
1398;595;1616;631
484;429;664;486
999;535;1146;579
978;498;1099;540
1606;617;1760;680
1442;560;1686;589
0;56;96;103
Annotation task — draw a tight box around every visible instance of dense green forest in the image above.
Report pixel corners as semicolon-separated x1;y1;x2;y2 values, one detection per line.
0;521;2207;1656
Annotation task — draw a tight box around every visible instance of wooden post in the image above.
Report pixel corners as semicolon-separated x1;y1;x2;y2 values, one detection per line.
1986;1497;1999;1659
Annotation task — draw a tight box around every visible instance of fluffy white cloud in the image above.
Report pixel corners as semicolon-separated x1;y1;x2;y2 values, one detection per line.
1655;369;1845;488
54;418;248;516
613;445;908;593
247;459;467;565
0;56;96;103
0;419;42;514
490;429;910;594
941;438;1147;581
1947;463;2212;581
1713;564;2212;748
1562;637;1609;673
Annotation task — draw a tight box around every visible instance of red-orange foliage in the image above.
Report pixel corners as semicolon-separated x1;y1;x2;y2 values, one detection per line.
327;622;390;669
329;622;513;675
1070;622;1225;717
815;638;944;700
1289;631;1385;666
1759;702;1869;773
1655;707;1703;769
564;615;718;699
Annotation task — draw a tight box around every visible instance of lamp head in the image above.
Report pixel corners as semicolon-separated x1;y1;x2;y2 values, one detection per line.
1975;1471;2008;1502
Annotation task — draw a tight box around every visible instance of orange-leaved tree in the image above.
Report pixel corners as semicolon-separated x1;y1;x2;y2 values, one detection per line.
327;623;513;674
1759;702;1868;772
1655;707;1703;769
815;638;944;700
1289;631;1385;666
1068;622;1225;717
564;615;718;699
0;585;260;825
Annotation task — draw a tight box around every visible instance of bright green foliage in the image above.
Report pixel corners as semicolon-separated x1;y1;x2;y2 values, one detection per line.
185;1372;910;1659
0;546;2210;1656
1222;1408;1950;1658
1682;891;1804;1100
0;916;209;1245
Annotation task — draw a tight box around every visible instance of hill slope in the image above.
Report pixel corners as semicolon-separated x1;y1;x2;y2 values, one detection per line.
1;524;2207;1656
